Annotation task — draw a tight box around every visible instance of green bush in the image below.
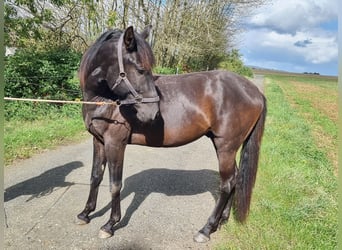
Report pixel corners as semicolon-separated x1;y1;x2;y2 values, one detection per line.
5;46;81;100
5;46;82;121
218;49;253;77
153;66;180;75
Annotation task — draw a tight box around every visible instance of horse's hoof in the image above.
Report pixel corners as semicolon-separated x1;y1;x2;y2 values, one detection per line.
193;232;210;243
76;214;90;225
98;229;113;239
75;218;88;225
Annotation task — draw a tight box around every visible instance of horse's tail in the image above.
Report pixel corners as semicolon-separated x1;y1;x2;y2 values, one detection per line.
234;96;267;222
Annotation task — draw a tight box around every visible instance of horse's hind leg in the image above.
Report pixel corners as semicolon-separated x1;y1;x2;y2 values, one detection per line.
194;139;238;243
77;136;106;224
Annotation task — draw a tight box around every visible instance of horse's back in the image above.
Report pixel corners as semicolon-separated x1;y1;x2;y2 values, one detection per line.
155;70;264;107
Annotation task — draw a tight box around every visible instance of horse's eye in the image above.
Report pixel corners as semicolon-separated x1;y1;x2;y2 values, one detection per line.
136;66;145;75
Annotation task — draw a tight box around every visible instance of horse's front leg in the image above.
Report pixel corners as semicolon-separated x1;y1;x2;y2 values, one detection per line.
98;139;127;238
77;136;106;224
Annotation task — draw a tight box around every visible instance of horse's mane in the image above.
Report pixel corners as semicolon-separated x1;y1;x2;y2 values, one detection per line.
134;31;155;71
79;28;154;88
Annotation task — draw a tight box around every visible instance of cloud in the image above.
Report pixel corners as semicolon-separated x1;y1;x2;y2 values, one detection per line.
247;0;338;34
294;39;312;48
239;0;338;75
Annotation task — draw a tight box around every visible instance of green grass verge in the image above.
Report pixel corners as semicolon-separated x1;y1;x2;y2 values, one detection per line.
4;105;88;165
215;77;337;249
269;75;337;137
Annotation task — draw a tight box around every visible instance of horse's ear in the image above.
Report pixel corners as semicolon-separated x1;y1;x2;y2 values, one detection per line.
141;25;152;40
124;26;136;51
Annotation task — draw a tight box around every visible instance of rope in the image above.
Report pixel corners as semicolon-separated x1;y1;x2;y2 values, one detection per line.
4;97;117;106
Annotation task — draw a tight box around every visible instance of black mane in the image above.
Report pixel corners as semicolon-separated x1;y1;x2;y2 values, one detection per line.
80;29;121;80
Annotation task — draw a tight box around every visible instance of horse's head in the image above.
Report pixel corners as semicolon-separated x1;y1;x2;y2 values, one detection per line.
80;26;160;124
113;26;160;123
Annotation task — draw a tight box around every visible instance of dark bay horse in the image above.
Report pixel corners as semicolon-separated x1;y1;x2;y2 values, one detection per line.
77;26;267;243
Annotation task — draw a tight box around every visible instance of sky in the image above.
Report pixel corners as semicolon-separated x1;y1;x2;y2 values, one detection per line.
238;0;339;76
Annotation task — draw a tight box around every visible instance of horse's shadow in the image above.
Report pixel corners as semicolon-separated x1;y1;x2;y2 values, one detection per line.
90;168;220;230
4;161;83;202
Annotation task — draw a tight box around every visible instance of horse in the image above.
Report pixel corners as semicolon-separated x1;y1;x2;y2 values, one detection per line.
77;25;267;243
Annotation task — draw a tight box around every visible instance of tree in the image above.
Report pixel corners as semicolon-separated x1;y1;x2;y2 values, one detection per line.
5;0;266;68
151;0;265;71
5;0;120;51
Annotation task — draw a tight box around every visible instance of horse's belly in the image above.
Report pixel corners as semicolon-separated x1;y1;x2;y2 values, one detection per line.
130;123;208;147
129;94;212;147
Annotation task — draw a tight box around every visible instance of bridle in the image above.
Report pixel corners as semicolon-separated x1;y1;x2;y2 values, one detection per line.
111;33;160;105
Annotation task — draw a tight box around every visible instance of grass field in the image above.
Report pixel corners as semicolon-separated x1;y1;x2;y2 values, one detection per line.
215;74;337;249
274;75;338;174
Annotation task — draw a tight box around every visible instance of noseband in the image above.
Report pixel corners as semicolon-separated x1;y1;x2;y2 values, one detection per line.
112;33;160;105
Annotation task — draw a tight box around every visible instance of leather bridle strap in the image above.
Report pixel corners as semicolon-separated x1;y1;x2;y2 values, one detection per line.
112;33;160;105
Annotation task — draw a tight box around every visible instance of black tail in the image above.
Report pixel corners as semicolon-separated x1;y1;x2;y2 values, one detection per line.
234;96;267;222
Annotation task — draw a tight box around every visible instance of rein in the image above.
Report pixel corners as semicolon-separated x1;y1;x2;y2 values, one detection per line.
112;33;160;105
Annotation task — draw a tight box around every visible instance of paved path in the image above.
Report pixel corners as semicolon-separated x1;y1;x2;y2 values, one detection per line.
4;76;264;250
252;74;265;92
5;138;220;250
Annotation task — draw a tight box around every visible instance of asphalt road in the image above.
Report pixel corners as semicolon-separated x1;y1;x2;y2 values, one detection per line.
4;76;264;250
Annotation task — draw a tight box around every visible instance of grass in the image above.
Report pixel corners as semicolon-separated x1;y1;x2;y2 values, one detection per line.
271;75;338;174
4;104;88;165
215;75;337;249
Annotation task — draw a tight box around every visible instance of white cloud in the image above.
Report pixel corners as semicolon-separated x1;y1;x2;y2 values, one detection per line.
302;35;337;64
257;30;338;64
239;0;338;75
248;0;338;34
